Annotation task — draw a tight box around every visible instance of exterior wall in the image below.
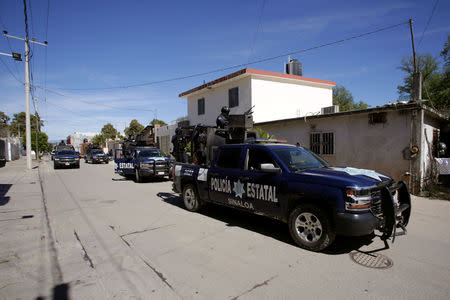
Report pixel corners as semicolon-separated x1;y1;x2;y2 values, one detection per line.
69;132;97;150
421;112;441;187
258;110;413;184
156;124;177;157
186;75;333;126
251;77;333;123
187;77;252;126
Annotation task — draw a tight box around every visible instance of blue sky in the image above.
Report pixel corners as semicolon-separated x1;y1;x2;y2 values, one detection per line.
1;0;449;140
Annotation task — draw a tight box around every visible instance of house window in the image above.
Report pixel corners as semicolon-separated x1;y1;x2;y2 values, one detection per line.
198;98;205;115
228;87;239;108
309;132;334;155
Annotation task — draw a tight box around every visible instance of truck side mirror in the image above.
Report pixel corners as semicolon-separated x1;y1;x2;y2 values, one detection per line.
259;163;281;174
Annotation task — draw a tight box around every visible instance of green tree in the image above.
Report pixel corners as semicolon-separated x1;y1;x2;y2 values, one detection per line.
22;131;49;154
397;54;439;100
332;85;369;111
397;39;450;112
150;119;167;126
0;111;10;127
101;123;118;140
92;134;106;147
0;111;10;137
124;119;144;138
9;112;44;137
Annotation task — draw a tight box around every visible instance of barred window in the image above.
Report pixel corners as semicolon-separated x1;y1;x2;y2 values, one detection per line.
310;133;321;154
309;132;334;155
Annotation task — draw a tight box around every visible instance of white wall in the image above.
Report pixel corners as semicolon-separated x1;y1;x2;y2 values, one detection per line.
187;77;252;126
156;124;177;156
186;74;333;126
421;113;441;186
251;77;333;123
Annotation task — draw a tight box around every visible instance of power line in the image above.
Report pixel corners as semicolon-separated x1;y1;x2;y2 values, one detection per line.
0;56;23;84
247;0;266;64
417;0;439;49
56;20;410;91
0;15;22;78
34;85;159;112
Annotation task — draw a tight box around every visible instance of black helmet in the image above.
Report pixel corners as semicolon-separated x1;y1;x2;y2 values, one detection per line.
175;127;182;134
221;106;230;114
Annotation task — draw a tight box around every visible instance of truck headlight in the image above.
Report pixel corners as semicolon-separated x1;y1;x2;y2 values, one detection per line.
141;163;152;168
345;189;372;212
54;158;60;161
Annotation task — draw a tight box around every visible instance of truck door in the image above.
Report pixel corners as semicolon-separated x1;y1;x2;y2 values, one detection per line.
239;147;284;217
208;147;245;207
114;149;135;175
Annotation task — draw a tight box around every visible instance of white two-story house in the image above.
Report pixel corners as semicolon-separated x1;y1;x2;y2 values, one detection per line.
179;68;336;125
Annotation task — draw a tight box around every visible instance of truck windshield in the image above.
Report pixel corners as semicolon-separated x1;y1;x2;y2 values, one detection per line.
272;146;329;172
138;150;162;158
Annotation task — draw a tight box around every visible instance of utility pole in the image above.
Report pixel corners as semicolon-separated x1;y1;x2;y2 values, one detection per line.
33;97;40;161
2;31;47;170
409;19;422;101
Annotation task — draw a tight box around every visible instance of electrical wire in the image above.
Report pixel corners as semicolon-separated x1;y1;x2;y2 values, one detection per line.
0;56;23;84
247;0;266;64
56;20;409;91
0;15;22;77
417;0;439;49
34;85;159;113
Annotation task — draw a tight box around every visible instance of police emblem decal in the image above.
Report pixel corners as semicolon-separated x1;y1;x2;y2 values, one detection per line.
233;180;245;199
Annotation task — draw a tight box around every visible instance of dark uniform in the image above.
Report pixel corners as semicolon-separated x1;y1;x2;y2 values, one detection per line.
171;128;187;163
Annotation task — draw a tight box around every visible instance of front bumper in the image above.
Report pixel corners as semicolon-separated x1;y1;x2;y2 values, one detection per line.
140;167;169;177
334;212;379;236
92;156;109;163
54;160;79;167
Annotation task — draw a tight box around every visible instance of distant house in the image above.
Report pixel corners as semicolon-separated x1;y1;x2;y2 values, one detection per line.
256;101;449;193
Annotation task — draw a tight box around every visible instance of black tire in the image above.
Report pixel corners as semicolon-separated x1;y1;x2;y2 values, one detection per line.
135;168;142;183
53;163;58;170
76;163;80;169
288;204;335;252
182;184;202;212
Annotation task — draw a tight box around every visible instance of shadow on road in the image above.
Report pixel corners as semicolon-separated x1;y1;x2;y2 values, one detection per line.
0;184;12;206
35;282;70;300
157;192;378;254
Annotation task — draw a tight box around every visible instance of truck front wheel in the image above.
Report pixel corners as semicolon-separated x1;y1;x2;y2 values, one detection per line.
288;204;335;252
182;184;202;212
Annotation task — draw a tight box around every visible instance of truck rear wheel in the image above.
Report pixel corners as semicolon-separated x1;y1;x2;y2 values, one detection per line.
288;204;335;252
182;184;202;212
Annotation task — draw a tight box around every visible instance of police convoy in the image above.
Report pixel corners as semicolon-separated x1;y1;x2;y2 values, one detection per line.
170;107;411;252
114;125;173;182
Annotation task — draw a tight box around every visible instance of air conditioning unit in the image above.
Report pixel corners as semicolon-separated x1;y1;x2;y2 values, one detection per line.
321;105;339;115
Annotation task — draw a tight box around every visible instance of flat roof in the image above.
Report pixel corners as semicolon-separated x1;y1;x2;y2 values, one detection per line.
179;68;336;98
255;101;449;126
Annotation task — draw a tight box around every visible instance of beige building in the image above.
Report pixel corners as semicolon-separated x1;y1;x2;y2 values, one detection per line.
256;102;449;194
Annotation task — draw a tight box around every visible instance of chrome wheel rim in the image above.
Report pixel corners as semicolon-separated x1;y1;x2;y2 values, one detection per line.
184;188;196;210
295;212;323;243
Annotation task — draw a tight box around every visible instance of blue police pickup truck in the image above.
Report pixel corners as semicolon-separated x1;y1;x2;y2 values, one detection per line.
114;147;173;182
172;143;411;251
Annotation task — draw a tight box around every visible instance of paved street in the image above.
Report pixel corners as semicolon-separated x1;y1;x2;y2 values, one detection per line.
1;157;449;299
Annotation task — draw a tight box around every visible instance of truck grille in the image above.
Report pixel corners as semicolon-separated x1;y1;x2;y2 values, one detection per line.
370;190;383;218
370;182;396;219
